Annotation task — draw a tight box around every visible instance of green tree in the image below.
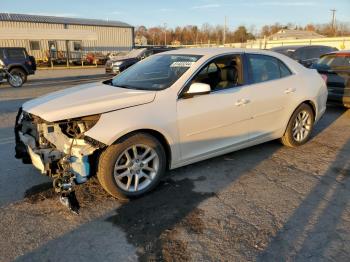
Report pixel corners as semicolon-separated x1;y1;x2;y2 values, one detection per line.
233;26;254;43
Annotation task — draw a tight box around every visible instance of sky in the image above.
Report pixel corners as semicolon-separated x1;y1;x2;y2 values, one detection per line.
2;0;350;31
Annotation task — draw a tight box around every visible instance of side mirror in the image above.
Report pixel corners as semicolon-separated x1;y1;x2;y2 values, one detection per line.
183;83;211;98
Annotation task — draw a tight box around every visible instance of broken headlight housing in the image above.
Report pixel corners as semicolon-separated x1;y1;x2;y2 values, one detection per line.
58;114;101;138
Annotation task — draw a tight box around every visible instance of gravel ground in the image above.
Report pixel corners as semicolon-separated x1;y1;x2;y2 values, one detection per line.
0;74;349;261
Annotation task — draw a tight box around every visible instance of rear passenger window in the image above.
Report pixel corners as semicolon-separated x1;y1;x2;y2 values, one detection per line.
248;54;291;84
6;49;25;59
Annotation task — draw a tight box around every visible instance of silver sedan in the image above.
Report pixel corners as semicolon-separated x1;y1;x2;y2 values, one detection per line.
16;48;328;200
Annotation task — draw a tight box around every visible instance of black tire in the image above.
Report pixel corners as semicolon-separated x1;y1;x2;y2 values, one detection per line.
8;68;27;87
97;133;166;201
281;103;315;147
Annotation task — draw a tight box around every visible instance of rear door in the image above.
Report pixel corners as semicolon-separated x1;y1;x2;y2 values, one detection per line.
244;53;296;139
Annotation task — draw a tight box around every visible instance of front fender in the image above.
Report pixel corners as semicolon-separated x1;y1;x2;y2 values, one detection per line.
85;102;181;168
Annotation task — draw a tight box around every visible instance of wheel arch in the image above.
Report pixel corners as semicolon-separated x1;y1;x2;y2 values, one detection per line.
112;128;173;170
303;100;316;120
283;100;317;136
8;64;29;74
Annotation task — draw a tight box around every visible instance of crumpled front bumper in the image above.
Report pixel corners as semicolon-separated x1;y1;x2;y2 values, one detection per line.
14;108;98;183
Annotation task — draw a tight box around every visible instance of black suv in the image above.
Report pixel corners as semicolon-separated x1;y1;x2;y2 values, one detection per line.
270;45;338;68
0;47;36;84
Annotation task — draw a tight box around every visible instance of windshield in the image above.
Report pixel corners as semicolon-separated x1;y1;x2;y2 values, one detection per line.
111;54;202;90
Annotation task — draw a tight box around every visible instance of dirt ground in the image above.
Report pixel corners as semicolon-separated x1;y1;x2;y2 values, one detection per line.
0;75;349;261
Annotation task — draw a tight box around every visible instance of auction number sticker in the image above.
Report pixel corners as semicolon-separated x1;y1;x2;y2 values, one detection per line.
170;61;195;67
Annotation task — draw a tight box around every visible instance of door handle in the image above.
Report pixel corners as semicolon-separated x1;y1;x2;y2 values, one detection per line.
235;99;250;106
285;88;296;94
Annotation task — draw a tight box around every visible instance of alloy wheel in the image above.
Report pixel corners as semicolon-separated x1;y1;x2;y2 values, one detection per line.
292;110;312;142
9;74;23;87
113;144;159;192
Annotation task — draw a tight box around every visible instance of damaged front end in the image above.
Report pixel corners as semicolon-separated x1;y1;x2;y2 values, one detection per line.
14;108;105;197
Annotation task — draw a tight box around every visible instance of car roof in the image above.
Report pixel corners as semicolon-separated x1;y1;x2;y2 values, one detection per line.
149;47;307;75
161;47;281;57
270;45;306;51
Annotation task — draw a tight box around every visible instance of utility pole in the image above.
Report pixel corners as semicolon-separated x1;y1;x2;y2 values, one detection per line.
330;9;336;31
223;16;227;45
164;23;167;46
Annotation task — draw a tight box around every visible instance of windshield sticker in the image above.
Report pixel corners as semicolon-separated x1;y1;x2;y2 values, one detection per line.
170;61;195;68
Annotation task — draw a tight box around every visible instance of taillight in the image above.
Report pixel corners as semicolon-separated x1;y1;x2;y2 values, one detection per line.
26;61;32;66
321;74;328;83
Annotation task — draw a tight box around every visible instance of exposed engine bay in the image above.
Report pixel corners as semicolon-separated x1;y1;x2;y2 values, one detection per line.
14;108;105;213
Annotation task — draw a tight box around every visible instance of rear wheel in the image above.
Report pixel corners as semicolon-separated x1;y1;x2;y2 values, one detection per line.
281;104;315;147
97;133;166;200
8;68;27;87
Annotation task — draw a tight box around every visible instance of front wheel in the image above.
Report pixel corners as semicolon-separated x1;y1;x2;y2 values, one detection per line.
281;104;315;147
97;133;166;201
8;68;27;87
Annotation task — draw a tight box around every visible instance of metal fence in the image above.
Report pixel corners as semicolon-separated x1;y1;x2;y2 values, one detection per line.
173;37;350;50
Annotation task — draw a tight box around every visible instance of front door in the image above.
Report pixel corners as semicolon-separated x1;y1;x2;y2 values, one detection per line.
177;54;253;162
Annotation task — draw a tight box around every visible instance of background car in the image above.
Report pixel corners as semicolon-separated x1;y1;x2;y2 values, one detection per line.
16;48;327;201
0;47;36;85
105;46;176;75
270;45;338;68
311;50;350;108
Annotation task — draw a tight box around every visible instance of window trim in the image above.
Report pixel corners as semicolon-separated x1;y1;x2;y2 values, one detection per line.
178;52;245;99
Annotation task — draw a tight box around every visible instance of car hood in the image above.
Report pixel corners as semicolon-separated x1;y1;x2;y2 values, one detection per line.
22;81;156;122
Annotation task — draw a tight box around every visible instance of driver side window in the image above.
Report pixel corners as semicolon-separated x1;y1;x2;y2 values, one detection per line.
191;54;242;91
